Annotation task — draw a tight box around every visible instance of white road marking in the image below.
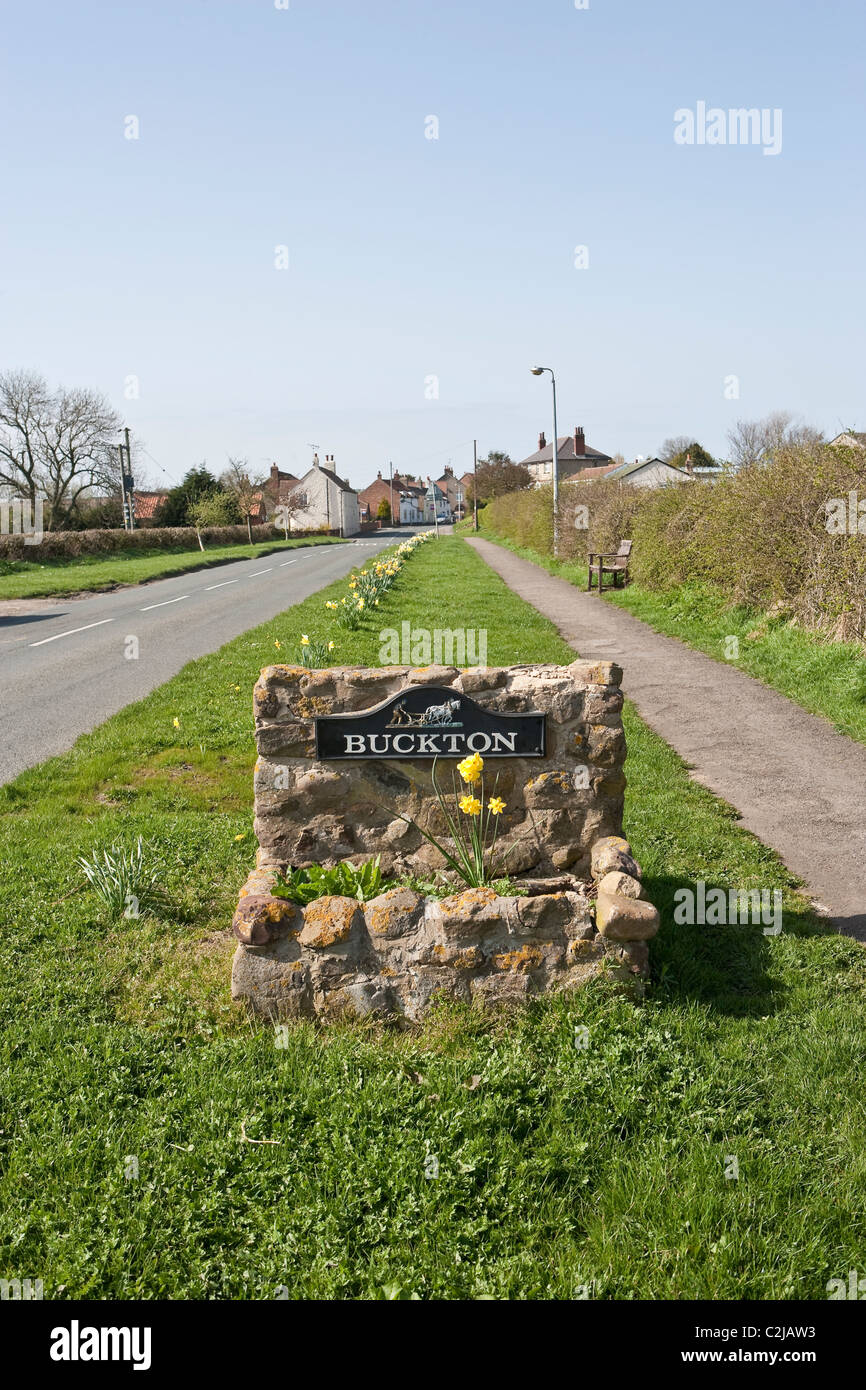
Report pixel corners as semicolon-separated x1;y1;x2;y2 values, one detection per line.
249;568;273;577
279;560;299;567
30;618;114;647
140;595;190;611
204;580;239;590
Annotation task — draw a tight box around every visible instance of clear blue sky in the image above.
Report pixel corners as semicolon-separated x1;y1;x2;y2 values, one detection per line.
2;0;864;488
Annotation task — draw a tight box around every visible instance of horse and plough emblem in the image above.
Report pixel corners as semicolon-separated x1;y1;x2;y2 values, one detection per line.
387;697;462;728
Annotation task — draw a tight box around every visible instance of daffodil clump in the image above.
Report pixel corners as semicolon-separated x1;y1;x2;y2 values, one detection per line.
398;751;510;888
270;535;432;664
328;532;432;630
297;634;337;669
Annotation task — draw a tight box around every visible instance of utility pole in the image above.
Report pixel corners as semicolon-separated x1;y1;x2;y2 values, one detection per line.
427;477;439;538
119;428;135;531
472;439;478;531
388;460;394;528
118;443;129;530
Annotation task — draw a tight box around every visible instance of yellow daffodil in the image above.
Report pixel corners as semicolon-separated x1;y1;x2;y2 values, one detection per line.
300;635;310;646
488;796;506;815
327;640;335;651
234;832;247;841
172;717;180;729
274;639;282;649
458;795;482;816
457;752;484;784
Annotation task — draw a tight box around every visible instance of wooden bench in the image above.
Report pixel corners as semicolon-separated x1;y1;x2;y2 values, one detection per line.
587;539;632;592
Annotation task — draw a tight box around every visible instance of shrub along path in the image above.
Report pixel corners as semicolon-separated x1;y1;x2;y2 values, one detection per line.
468;536;866;940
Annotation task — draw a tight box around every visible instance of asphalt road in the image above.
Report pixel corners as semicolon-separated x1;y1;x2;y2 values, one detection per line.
0;531;411;785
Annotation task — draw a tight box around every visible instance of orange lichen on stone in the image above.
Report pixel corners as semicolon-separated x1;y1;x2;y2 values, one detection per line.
453;946;484;971
298;896;358;948
493;944;544;973
295;695;333;717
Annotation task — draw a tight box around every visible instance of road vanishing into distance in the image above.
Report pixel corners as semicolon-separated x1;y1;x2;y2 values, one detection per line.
0;531;411;785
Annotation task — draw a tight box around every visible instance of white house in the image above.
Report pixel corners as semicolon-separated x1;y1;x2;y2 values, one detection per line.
287;455;360;536
398;480;450;524
606;457;692;488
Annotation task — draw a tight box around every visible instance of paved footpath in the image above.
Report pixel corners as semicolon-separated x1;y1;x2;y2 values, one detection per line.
468;537;866;940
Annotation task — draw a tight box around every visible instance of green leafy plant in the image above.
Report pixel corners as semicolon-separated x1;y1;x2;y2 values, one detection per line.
76;838;168;921
271;856;388;904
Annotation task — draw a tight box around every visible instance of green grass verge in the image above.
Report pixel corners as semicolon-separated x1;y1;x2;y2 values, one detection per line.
477;525;866;746
0;535;342;601
1;535;864;1300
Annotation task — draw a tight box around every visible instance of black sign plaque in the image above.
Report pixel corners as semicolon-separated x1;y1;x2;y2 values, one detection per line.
315;685;546;761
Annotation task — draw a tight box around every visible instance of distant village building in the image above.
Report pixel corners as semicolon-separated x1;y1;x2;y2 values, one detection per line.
397;479;450;525
828;431;866;450
287;455;360;536
132;491;169;523
399;483;427;525
263;463;302;515
606;457;690;488
519;427;615;485
358;471;413;523
434;465;473;520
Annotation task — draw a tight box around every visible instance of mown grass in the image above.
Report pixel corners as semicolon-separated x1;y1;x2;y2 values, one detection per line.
0;534;342;601
475;523;866;746
1;535;864;1300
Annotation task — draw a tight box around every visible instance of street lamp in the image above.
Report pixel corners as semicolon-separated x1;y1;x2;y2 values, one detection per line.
531;366;559;555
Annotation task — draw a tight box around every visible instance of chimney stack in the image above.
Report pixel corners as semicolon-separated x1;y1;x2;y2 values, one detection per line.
538;431;546;450
270;463;280;487
574;427;585;456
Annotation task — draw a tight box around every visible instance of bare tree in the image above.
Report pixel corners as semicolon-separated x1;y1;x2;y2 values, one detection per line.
0;370;52;509
727;412;823;470
220;456;265;543
273;487;309;538
0;369;121;527
659;435;694;463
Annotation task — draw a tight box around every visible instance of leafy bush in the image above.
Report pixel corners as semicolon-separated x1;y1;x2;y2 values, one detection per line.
0;522;329;563
272;857;388;904
482;442;866;641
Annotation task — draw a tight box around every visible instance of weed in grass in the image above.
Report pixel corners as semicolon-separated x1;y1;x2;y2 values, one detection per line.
76;837;169;921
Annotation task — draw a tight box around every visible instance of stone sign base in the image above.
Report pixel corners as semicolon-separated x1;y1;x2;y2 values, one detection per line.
230;659;658;1021
231;836;657;1021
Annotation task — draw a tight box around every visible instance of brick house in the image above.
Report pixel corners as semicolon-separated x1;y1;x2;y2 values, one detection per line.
434;465;472;519
358;470;414;523
519;427;616;485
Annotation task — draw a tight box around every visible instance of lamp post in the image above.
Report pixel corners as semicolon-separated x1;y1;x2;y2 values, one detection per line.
531;366;558;556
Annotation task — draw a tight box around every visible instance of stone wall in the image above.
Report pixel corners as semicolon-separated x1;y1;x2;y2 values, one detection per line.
230;834;656;1021
228;660;658;1022
251;659;626;880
